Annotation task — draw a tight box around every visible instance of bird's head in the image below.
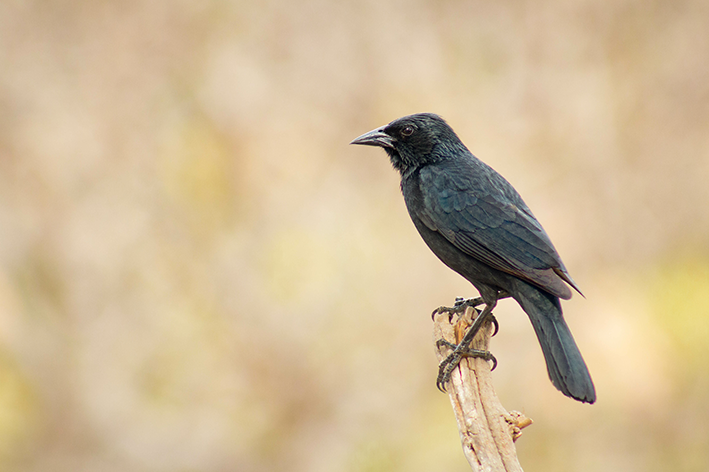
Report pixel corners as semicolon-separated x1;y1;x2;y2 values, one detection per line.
350;113;466;174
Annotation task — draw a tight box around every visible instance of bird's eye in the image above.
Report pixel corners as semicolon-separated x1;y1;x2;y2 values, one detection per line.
401;125;414;137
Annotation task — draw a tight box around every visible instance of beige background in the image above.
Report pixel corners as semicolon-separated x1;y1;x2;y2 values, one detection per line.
1;1;708;471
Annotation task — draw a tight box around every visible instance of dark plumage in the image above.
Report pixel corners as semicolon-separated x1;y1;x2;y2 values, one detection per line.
351;113;595;403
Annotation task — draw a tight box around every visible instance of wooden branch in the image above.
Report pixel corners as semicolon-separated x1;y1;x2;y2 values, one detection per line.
433;306;533;472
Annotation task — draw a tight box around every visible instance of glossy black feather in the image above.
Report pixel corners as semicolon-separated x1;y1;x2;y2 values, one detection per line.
417;159;574;298
351;113;595;403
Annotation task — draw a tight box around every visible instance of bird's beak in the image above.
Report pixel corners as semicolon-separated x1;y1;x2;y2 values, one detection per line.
350;126;396;149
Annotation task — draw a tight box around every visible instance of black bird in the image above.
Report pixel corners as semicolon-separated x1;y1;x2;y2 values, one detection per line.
350;113;595;403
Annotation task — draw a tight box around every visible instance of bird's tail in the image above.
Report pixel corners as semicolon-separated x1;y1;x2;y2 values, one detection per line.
511;281;596;403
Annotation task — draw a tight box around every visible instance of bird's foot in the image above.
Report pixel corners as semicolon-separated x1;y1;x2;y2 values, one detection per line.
432;297;499;336
434;295;503;392
435;339;497;392
431;296;483;319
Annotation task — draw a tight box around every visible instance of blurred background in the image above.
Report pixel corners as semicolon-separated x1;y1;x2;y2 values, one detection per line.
1;0;708;471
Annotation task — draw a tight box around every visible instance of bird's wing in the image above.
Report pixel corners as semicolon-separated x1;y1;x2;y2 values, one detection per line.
417;162;580;299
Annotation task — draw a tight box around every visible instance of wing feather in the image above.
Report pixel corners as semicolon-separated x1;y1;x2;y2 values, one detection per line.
417;161;577;299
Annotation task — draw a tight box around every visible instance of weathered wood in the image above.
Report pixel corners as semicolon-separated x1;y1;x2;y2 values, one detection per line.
433;306;532;472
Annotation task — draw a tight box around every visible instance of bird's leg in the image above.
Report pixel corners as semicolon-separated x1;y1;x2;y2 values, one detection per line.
436;340;498;372
432;290;510;335
431;296;484;320
436;298;498;392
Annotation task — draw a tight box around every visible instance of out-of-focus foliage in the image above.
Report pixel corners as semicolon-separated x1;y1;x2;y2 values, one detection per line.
1;0;708;471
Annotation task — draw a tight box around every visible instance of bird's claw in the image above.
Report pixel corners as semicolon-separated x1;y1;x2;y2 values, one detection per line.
435;341;497;392
431;296;484;320
489;314;499;337
432;302;499;337
433;293;504;391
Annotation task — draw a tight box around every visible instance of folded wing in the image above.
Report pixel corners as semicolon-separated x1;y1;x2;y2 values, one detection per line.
416;161;581;300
